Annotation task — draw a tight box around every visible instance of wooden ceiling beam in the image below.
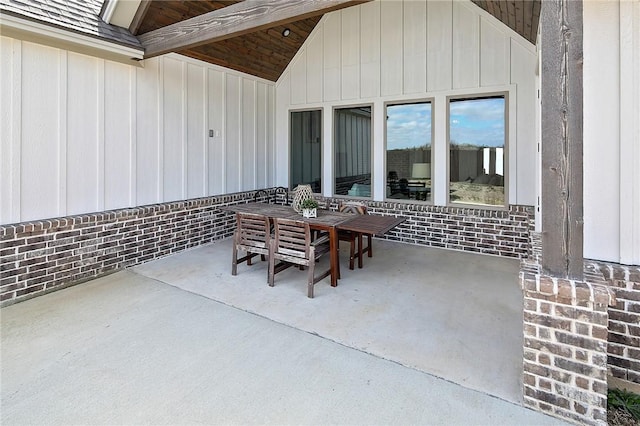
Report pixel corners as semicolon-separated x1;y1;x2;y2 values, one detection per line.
129;0;152;35
139;0;370;59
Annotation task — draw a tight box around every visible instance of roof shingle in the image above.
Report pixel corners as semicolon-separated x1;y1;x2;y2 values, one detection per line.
0;0;141;48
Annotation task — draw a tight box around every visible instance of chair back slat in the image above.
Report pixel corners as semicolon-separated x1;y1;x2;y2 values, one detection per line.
273;218;310;259
237;213;270;249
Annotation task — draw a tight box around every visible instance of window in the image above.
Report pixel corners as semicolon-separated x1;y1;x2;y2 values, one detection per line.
448;95;506;207
385;101;432;202
334;106;372;197
290;110;322;192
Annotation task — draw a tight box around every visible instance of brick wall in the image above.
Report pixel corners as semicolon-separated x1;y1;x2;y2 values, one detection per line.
592;262;640;385
1;192;535;306
520;236;618;425
0;192;255;306
319;197;534;259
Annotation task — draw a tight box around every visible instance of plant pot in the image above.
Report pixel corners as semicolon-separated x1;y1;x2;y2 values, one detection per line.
302;208;317;218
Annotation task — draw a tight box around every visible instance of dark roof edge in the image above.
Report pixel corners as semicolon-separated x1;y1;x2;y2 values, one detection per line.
0;9;143;52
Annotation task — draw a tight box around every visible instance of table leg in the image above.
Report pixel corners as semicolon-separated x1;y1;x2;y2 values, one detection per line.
329;227;339;286
357;233;363;268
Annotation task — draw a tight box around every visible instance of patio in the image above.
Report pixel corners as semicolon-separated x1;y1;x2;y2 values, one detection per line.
1;238;567;424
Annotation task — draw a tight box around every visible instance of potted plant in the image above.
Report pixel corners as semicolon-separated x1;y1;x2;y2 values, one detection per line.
300;198;319;218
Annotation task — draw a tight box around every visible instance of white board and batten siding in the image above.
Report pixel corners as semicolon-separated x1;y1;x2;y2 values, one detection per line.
0;39;275;224
583;0;640;265
276;0;538;208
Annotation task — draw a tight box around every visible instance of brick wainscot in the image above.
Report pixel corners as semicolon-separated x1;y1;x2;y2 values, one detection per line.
1;191;534;306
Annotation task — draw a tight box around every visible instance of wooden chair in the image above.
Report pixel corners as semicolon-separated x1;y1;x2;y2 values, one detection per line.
253;189;271;203
274;186;290;205
253;188;289;205
338;202;372;270
231;212;271;276
268;217;331;298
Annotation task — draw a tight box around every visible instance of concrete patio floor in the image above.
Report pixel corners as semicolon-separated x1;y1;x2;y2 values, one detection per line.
1;238;568;425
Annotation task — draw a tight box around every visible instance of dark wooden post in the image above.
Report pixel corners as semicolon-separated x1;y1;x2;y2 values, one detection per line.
540;0;584;280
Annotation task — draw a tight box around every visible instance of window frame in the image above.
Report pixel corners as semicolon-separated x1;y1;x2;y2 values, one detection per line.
288;107;324;193
383;98;435;204
446;92;510;209
332;103;374;199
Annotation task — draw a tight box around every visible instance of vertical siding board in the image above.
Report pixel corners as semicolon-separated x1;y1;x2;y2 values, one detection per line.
207;69;225;195
452;2;480;89
256;82;267;188
104;61;133;210
403;0;427;94
162;57;185;202
267;85;275;188
136;58;160;206
19;43;60;221
511;39;537;206
341;6;360;100
275;72;290;187
618;0;640;265
323;13;341;102
380;1;403;96
427;0;453;91
58;50;67;217
583;1;623;264
290;50;307;105
225;74;241;193
181;62;188;198
156;58;164;202
97;60;105;212
360;1;380;99
0;37;21;223
129;65;137;207
242;78;256;190
306;31;323;103
66;52;100;215
187;63;206;198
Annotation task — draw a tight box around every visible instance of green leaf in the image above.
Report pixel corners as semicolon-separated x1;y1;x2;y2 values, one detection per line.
609;388;640;420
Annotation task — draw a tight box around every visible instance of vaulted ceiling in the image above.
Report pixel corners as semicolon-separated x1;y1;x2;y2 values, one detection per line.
471;0;541;45
131;0;540;82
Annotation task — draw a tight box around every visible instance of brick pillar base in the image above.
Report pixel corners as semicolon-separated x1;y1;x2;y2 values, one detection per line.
521;258;615;425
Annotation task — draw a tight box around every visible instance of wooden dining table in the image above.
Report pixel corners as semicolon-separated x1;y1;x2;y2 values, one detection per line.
336;214;406;268
220;202;352;287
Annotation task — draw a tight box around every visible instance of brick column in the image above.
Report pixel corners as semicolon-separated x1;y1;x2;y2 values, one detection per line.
521;258;614;425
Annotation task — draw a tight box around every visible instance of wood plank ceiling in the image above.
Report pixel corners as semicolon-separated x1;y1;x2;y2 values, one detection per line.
133;0;540;82
471;0;541;45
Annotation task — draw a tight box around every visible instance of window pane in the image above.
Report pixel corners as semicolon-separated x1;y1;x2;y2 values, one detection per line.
449;96;505;207
334;106;372;197
386;102;432;202
290;110;321;192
